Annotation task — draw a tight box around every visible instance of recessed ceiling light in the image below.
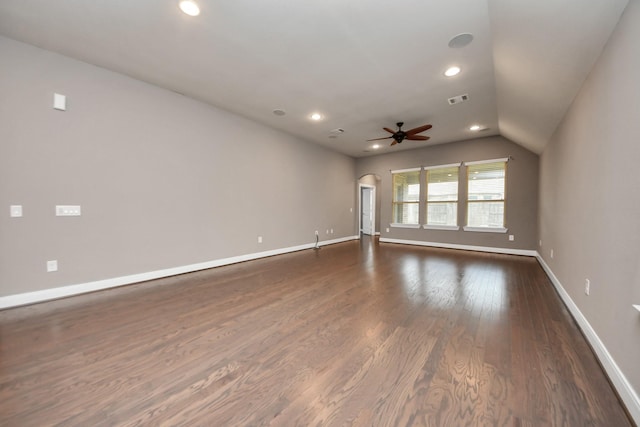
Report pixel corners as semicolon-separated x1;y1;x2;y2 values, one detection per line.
179;0;200;16
372;144;380;149
448;33;474;49
469;124;481;131
273;109;286;116
444;66;461;77
310;113;323;121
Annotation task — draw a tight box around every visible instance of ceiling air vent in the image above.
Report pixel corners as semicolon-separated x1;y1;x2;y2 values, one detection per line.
448;94;469;105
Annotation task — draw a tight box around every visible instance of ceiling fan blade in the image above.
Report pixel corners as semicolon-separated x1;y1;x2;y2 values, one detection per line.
406;135;430;141
390;140;398;146
405;124;432;136
383;127;396;134
366;136;393;141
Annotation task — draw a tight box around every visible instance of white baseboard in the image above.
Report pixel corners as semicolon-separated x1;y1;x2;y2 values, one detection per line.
0;235;359;310
536;254;640;424
379;237;538;257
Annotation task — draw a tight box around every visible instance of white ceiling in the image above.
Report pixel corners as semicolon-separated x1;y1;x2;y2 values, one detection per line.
0;0;628;157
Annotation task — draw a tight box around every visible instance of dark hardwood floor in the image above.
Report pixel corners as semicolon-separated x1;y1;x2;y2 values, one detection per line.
0;237;633;426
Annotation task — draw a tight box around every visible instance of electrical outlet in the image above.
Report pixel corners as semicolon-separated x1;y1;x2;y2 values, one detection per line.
585;279;590;295
326;229;329;234
330;229;334;234
258;236;262;243
315;230;318;236
386;228;390;233
550;249;554;259
508;235;515;241
47;260;58;272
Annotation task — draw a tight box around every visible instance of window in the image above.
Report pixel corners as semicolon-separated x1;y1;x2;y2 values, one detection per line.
391;169;420;226
425;164;459;229
465;160;507;231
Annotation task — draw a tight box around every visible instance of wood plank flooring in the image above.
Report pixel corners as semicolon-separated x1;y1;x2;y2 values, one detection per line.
0;238;633;426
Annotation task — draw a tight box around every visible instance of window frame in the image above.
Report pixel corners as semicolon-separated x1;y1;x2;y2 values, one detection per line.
390;168;421;228
423;163;460;231
463;158;508;233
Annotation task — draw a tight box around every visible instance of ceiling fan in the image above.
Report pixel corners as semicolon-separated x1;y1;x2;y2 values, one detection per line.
367;122;432;146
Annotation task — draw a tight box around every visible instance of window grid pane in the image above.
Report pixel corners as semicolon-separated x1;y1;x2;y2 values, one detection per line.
426;166;458;226
392;171;420;224
392;202;419;224
467;201;505;228
426;202;458;226
467;162;506;227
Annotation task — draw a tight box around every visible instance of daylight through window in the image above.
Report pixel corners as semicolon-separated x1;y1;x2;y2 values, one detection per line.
466;161;506;228
392;169;420;225
425;165;459;227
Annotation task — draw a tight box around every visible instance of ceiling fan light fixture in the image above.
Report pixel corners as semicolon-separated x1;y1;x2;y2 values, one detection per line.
179;0;200;16
444;66;461;77
372;144;380;149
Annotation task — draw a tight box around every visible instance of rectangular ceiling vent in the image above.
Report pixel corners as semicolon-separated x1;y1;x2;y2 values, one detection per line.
448;94;469;105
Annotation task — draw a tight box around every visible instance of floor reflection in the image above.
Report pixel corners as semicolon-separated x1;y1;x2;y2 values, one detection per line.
378;243;509;316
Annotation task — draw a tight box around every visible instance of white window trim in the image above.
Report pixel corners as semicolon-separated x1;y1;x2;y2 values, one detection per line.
465;159;507;230
464;157;509;166
391;169;421;226
463;226;508;233
390;223;421;229
423;225;460;231
390;167;421;174
424;163;460;229
423;162;462;170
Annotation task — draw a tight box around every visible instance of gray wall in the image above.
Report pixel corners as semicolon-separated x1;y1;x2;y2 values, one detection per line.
539;0;640;397
0;36;356;298
356;136;539;250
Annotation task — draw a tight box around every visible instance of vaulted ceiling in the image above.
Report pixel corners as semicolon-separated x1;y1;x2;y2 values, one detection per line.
0;0;628;157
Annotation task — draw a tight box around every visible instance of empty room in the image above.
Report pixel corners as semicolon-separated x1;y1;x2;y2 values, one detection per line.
1;0;639;425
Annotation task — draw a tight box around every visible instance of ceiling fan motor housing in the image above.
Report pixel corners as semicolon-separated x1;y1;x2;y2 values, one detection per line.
394;123;405;142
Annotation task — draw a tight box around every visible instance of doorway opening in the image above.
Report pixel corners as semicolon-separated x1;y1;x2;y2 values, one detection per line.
359;184;375;235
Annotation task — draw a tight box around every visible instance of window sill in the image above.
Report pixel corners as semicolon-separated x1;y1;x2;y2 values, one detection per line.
423;225;460;231
390;223;421;229
463;226;508;233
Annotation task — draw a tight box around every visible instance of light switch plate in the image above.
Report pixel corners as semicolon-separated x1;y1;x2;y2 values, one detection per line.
54;93;66;111
10;205;23;217
47;260;58;272
56;205;81;216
